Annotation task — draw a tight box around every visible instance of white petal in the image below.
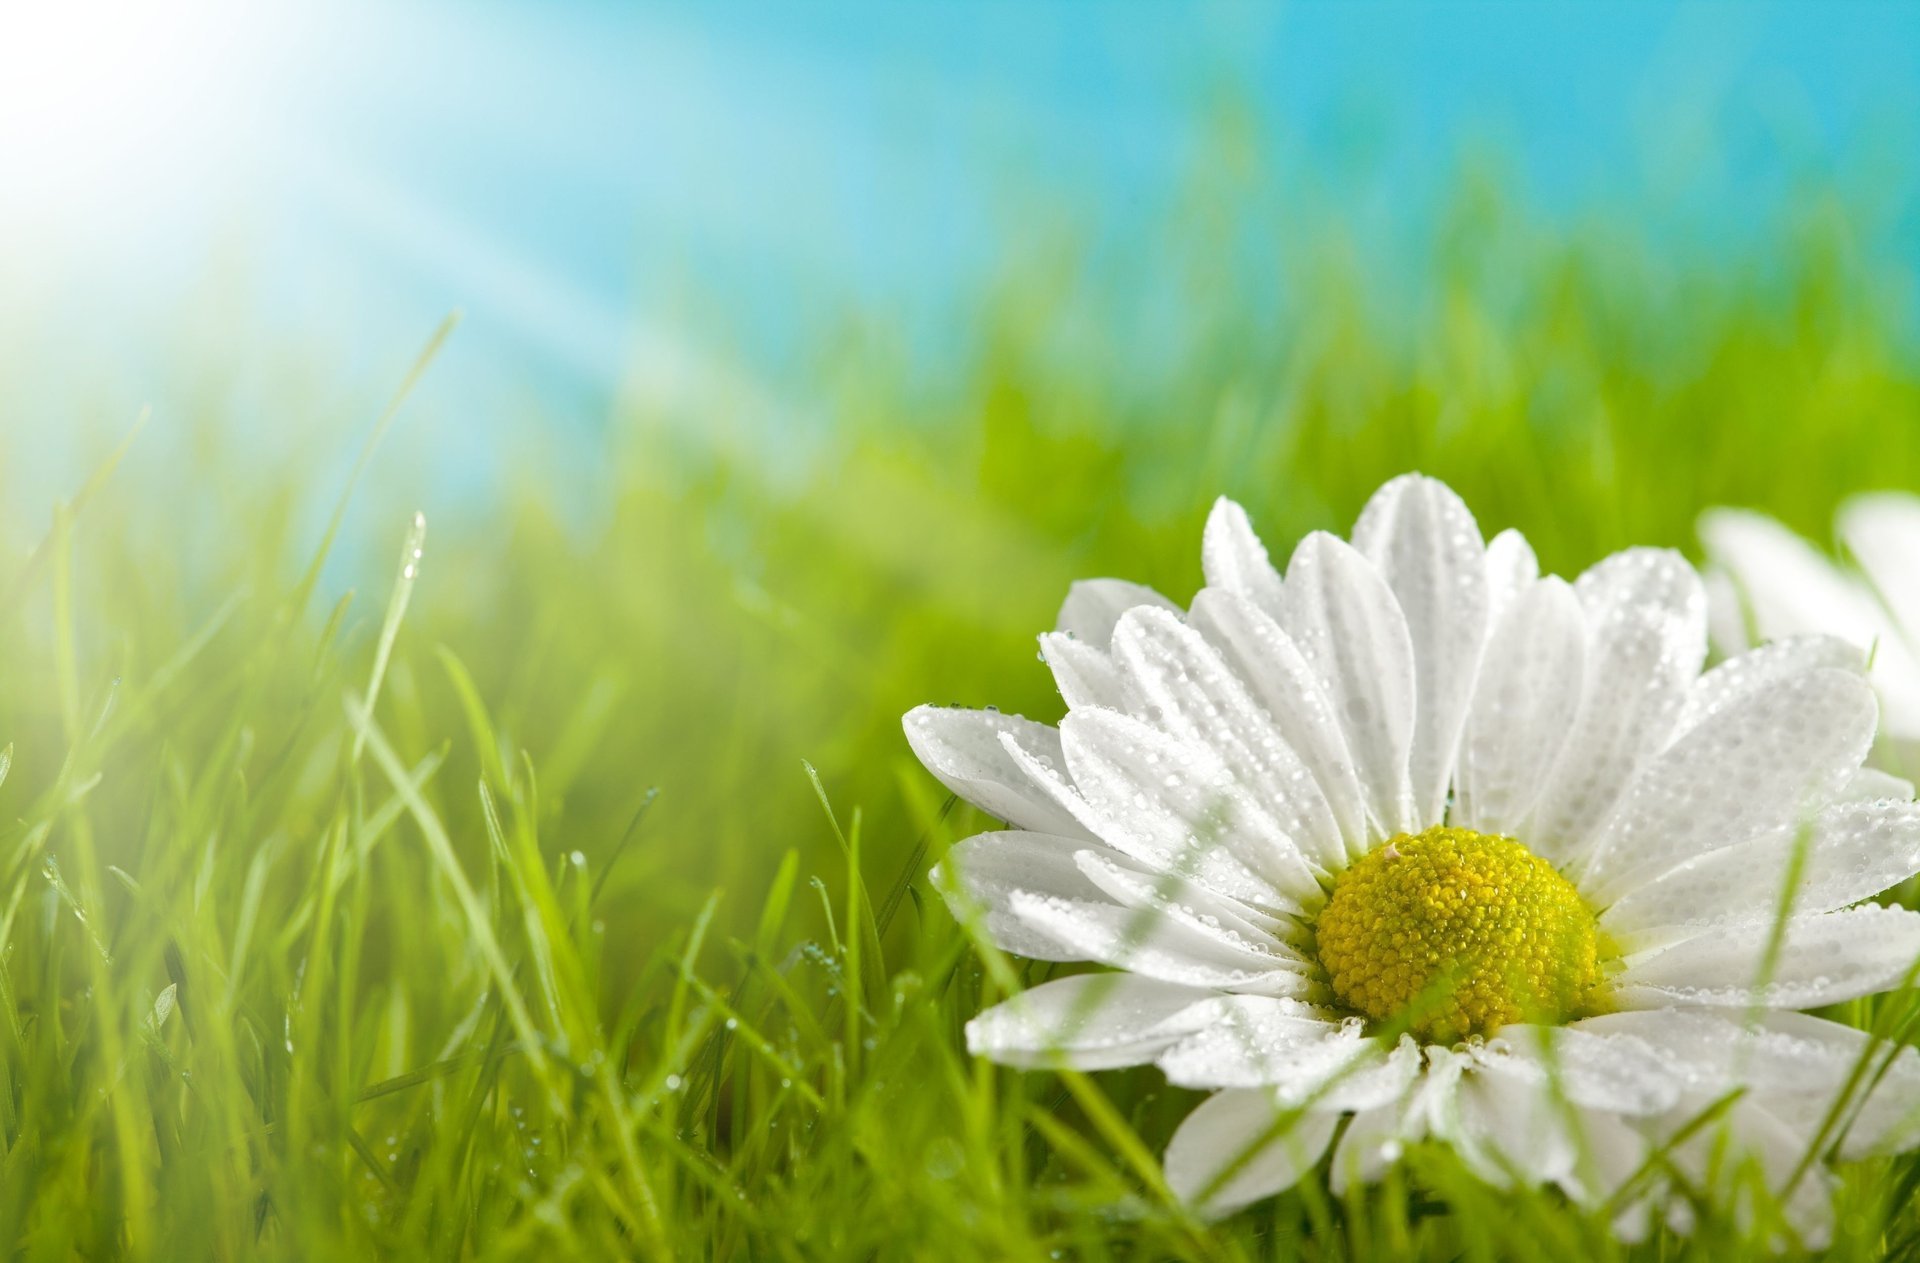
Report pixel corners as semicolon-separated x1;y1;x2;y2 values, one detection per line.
1838;494;1920;741
1613;905;1920;1009
1005;891;1310;995
1567;1109;1653;1208
1055;579;1179;648
1579;668;1878;903
1574;1008;1920;1161
1453;1056;1653;1207
1074;848;1293;944
1703;506;1920;742
1038;631;1125;711
904;706;1094;839
1352;474;1491;826
1699;508;1881;645
1154;997;1347;1090
1571;546;1708;669
1838;767;1915;802
994;725;1286;908
933;830;1111;961
1454;577;1586;836
1328;1102;1414;1194
1202;498;1286;620
1664;1096;1838;1249
1111;607;1345;872
1671;635;1865;740
1799;1011;1920;1160
1838;493;1920;651
1280;532;1419;836
1526;549;1707;868
1159;999;1415;1103
1865;637;1920;743
965;974;1216;1070
1188;588;1370;854
1479;1025;1683;1116
1704;566;1752;657
1485;527;1539;623
1060;707;1322;905
1329;1045;1543;1195
1600;800;1920;952
1164;1090;1339;1217
1453;1071;1595;1198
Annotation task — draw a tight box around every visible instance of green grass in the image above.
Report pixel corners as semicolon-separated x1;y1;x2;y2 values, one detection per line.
7;167;1920;1259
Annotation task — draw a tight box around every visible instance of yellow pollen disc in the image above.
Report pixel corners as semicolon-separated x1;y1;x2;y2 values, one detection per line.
1315;825;1609;1044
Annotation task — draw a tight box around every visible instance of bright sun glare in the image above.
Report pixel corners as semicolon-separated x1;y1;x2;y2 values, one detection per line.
0;0;284;247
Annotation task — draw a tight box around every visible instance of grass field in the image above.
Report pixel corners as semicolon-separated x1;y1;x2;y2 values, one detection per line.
5;172;1920;1259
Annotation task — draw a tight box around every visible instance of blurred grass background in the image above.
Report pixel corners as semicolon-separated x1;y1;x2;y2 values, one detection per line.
7;3;1920;1257
7;144;1920;1257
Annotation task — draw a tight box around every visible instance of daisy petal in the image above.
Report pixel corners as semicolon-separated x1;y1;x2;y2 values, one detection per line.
1799;1012;1920;1160
1189;588;1369;854
1164;1090;1339;1218
965;974;1216;1070
1838;767;1915;802
933;831;1111;961
1613;905;1920;1009
1699;508;1884;645
994;725;1286;908
1280;531;1419;836
1154;996;1350;1089
1329;1102;1412;1194
1580;667;1878;903
1455;1067;1648;1204
1529;549;1706;867
903;706;1094;839
1353;474;1491;826
1202;497;1286;620
1454;577;1586;837
1111;607;1345;872
1481;1026;1682;1116
1600;800;1920;952
1056;579;1179;647
1705;504;1920;744
1005;891;1310;995
1571;546;1709;674
1668;1096;1839;1249
1837;492;1920;652
1073;849;1293;944
1038;631;1125;711
1671;635;1865;739
1704;566;1752;656
1838;493;1920;740
1060;707;1322;904
1327;1047;1494;1193
1574;1008;1920;1161
1159;999;1416;1104
1485;527;1539;622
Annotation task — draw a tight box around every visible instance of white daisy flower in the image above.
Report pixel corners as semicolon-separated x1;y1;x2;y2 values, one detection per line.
1702;493;1920;761
907;473;1920;1243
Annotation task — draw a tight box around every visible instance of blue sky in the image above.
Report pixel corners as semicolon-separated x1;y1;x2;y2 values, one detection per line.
1;0;1916;475
268;1;1917;391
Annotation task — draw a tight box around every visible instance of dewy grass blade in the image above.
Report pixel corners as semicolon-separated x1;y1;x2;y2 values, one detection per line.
351;511;428;764
288;313;458;620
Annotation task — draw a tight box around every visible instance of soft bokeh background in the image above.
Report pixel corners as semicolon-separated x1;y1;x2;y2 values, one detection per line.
7;4;1920;1255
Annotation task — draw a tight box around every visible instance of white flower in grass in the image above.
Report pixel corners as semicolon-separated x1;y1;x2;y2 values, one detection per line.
907;474;1920;1243
1703;493;1920;759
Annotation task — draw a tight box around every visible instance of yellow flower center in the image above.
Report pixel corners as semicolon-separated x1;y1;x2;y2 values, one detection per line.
1315;826;1610;1044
